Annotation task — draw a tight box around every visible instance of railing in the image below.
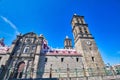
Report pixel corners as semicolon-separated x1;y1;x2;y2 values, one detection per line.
1;67;120;80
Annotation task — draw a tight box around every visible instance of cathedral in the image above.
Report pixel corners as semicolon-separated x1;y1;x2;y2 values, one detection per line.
0;14;105;80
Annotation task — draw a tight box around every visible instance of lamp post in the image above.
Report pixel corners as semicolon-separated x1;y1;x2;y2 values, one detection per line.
67;64;70;79
75;68;78;78
58;68;61;78
50;64;52;78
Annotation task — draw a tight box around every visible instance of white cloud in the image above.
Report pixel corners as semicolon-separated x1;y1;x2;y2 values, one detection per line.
117;51;120;54
0;16;19;34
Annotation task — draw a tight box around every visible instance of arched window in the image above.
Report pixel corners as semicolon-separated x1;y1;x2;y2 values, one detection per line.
81;18;84;24
76;58;79;62
85;30;88;34
78;18;81;23
79;27;82;31
79;27;83;34
23;46;29;53
92;57;94;62
76;18;79;23
80;31;83;33
84;27;86;30
61;58;64;62
31;45;36;52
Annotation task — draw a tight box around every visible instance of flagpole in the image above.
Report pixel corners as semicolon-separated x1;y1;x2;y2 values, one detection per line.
75;68;78;78
67;64;69;79
59;68;61;79
50;64;52;78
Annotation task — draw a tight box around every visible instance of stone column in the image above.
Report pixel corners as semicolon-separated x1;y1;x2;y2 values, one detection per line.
22;60;28;78
26;61;32;78
32;35;43;78
67;64;70;79
32;45;42;78
32;55;39;78
9;41;16;54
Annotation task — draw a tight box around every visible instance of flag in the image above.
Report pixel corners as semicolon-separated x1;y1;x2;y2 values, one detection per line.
0;38;5;47
42;39;49;49
42;39;50;53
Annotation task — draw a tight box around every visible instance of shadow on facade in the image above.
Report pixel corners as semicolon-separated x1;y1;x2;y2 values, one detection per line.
37;52;47;78
9;78;58;80
38;51;53;78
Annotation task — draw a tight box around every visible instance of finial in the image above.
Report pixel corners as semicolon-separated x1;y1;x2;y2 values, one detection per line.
20;33;22;35
40;34;43;37
19;32;22;36
74;13;77;15
66;36;69;39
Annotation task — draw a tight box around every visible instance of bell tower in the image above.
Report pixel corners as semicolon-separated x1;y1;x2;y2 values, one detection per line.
71;14;105;75
64;36;72;49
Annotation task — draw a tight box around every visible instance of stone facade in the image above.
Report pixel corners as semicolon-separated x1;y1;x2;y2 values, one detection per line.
2;14;106;80
3;32;44;79
39;50;82;78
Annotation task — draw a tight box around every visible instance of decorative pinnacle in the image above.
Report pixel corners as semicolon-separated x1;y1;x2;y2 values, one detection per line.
40;34;43;37
74;13;77;15
66;36;69;39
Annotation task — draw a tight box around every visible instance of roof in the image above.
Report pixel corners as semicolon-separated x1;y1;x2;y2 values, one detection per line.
41;48;82;56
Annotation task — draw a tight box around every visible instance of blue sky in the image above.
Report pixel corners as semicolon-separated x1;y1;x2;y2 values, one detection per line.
0;0;120;65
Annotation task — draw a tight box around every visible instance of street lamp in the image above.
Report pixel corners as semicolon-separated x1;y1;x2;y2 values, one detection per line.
50;64;52;78
67;64;70;79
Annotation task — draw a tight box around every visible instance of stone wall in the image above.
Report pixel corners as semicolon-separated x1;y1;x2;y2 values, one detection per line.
59;75;120;80
38;55;83;78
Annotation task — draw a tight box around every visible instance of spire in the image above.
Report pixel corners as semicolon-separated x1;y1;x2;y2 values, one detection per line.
40;34;43;37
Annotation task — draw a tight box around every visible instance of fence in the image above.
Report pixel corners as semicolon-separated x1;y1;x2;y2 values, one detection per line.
1;67;120;80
